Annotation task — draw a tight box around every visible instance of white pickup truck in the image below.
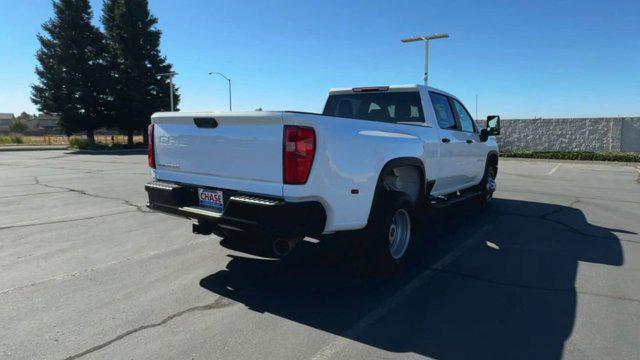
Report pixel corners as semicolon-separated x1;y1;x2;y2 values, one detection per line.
145;84;500;271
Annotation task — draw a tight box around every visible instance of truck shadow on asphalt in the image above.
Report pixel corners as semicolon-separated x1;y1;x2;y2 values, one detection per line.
200;198;628;359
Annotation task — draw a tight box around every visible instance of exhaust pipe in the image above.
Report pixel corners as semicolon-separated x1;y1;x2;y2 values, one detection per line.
272;237;303;257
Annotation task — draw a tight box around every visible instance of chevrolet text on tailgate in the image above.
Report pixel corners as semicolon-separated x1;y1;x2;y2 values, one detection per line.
145;84;501;274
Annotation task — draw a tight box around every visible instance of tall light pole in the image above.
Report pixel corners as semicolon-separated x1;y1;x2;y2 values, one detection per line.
209;72;232;111
475;94;478;120
158;72;178;111
401;33;449;86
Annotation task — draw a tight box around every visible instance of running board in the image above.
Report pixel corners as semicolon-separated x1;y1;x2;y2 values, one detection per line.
429;191;480;208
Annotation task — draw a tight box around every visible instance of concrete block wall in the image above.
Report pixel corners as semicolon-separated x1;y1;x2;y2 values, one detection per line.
621;118;640;152
476;117;640;152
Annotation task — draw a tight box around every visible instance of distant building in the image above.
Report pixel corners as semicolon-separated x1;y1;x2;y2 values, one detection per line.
36;113;60;130
0;113;62;133
25;118;40;130
0;113;16;131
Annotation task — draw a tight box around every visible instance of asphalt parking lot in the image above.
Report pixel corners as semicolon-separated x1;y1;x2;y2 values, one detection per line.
1;150;639;360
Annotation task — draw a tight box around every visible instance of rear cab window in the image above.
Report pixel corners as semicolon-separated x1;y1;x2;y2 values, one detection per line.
323;91;425;124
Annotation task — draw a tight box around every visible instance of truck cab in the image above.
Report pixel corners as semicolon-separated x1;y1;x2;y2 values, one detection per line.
322;85;499;196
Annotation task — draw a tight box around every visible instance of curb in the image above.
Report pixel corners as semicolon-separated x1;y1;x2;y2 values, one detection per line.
0;146;68;152
500;157;639;166
70;148;146;155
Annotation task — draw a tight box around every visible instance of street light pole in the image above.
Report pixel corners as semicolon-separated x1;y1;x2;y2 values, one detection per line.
209;72;232;111
169;77;174;111
475;94;478;120
401;33;449;86
424;40;429;85
158;72;178;111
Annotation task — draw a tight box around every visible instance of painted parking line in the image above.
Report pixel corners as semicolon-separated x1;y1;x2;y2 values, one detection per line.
311;224;492;360
547;163;561;175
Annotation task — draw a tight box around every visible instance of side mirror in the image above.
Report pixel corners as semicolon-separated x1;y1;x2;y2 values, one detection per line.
480;115;500;142
486;115;500;135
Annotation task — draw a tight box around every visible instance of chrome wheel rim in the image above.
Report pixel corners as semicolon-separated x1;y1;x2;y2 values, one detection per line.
389;209;411;260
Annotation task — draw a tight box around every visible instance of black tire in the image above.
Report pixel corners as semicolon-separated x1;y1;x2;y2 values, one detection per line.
477;165;496;204
364;191;415;276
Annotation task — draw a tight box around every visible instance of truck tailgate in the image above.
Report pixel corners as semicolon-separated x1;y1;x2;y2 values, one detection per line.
152;112;284;197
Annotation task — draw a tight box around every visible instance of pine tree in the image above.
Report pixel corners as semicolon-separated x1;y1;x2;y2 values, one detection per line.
31;0;109;146
102;0;179;145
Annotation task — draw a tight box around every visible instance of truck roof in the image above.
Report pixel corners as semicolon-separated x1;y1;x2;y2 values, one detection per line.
328;84;451;96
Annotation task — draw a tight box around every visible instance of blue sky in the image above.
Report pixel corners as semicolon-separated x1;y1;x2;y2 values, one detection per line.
1;0;639;118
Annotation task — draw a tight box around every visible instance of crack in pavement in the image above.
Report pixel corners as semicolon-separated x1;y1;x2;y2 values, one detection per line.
491;198;638;242
62;295;237;360
0;209;138;230
536;198;591;236
57;158;147;165
553;227;639;244
36;165;106;174
0;181;38;188
8;162;122;174
34;176;151;213
0;163;30;168
0;190;68;199
60;239;318;359
498;188;640;205
431;267;640;304
60;255;294;360
494;209;638;243
24;153;72;160
0;237;210;296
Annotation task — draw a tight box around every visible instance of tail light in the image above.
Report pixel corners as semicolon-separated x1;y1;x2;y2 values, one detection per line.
148;123;155;169
283;125;315;184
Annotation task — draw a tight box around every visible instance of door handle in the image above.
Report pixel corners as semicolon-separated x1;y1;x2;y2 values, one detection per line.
466;139;474;144
441;138;451;143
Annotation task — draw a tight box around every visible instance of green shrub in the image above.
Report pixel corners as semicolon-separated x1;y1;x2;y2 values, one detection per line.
500;151;640;162
10;120;29;133
68;137;89;149
0;136;25;144
67;137;146;150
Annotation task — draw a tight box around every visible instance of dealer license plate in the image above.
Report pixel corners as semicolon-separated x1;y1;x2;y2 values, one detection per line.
198;188;224;211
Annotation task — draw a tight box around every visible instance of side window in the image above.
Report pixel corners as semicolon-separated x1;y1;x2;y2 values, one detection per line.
429;92;456;129
450;99;475;132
